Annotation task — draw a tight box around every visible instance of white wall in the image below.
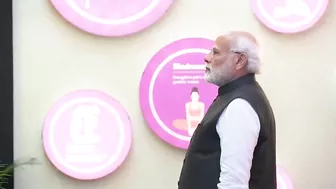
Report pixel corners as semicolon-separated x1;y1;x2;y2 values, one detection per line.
13;0;336;189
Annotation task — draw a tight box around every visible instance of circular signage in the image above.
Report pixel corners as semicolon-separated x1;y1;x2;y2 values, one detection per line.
42;90;132;180
277;165;294;189
251;0;329;33
139;38;217;149
50;0;175;36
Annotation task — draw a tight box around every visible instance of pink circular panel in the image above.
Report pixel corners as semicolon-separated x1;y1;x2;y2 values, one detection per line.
43;90;132;180
139;38;218;149
251;0;329;33
50;0;174;36
277;165;294;189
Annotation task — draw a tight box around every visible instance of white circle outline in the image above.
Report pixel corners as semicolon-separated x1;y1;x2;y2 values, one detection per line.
48;97;125;174
257;0;324;29
148;48;210;141
66;0;159;25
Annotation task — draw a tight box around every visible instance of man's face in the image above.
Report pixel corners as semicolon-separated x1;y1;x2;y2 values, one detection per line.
204;36;236;86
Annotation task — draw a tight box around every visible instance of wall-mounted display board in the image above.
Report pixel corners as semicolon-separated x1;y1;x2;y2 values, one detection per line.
42;90;132;180
139;38;217;149
50;0;175;36
251;0;329;33
277;165;294;189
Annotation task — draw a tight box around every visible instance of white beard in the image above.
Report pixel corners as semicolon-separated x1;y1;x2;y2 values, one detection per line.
205;61;234;86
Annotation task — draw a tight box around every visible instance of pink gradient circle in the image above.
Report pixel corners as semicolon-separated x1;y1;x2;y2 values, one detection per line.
42;90;132;180
251;0;329;33
50;0;175;36
277;165;294;189
139;38;218;149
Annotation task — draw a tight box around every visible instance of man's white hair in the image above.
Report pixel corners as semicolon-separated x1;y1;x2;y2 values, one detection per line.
228;36;261;74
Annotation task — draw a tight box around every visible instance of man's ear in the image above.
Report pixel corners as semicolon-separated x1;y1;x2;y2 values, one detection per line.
236;53;248;70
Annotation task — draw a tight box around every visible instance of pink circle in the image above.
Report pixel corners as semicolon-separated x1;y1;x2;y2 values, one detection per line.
139;38;218;149
42;90;132;180
251;0;329;33
50;0;175;36
277;165;294;189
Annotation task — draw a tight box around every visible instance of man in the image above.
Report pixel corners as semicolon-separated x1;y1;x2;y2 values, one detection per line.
178;31;277;189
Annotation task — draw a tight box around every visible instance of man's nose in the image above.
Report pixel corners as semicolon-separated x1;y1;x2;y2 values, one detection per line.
204;54;211;64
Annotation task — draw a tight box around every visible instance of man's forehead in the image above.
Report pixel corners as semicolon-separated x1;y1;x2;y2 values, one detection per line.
213;32;258;50
217;32;257;44
214;36;230;49
231;31;257;43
